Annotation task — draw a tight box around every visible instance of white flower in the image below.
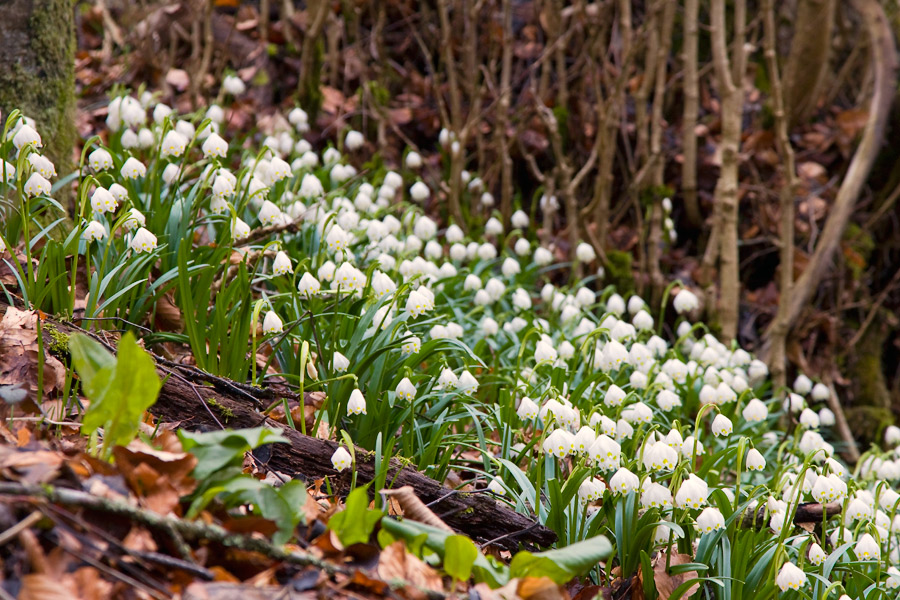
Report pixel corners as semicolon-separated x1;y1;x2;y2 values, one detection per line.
201;133;228;158
534;247;553;266
396;377;416;401
414;215;437;240
480;192;495;207
1;159;16;183
82;221;106;242
231;217;250;241
130;227;157;253
642;441;678;471
120;157;146;179
482;317;499;336
401;335;421;355
406;290;431;318
332;262;365;291
223;74;246;95
332;351;350;373
406;151;422;169
606;293;626;315
807;542;826;566
579;478;606;502
347;389;367;415
641;482;672;509
793;374;813;395
886;426;900;446
512;288;531;311
485;217;504;236
534;340;558;364
633;310;654;331
517;397;538;420
162;163;180;184
696;507;725;533
673;289;700;314
326;224;351;252
13;124;42;151
575;242;596;262
657;390;681;412
258;200;282;226
675;474;709;509
437;368;459;390
818;408;836;427
123;209;145;231
263;311;283;334
855;533;880;560
712;414;733;437
799;408;820;429
511;210;529;229
776;562;807;592
604;384;627;407
742;398;768;423
161;130;188;158
272;251;292;276
90;187;118;215
627;295;646;314
299;173;325;198
458;370;478;395
109;183;128;203
409;181;429;203
289;107;308;127
331;446;352;471
89;148;113;171
609;468;639;494
23;173;51;197
746;448;766;471
502;257;521;278
513;238;530;256
345;130;364;151
811;382;830;401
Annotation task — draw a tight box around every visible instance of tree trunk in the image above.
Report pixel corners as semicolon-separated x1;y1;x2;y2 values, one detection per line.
0;0;76;177
783;0;836;126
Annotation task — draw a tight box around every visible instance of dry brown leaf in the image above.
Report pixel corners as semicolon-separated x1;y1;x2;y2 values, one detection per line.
0;306;66;398
0;446;63;484
653;552;699;600
379;486;453;532
18;574;81;600
518;576;569;600
377;541;444;597
113;440;197;515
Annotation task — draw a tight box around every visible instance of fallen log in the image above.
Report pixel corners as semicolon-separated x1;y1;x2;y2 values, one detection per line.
148;373;558;550
0;300;557;551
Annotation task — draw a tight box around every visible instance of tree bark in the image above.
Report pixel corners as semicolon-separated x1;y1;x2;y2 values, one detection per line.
783;0;836;126
0;0;76;177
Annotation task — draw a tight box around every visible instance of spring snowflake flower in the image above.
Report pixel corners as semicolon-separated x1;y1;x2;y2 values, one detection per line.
855;533;880;560
123;208;145;231
230;217;250;241
331;351;350;373
575;242;596;262
347;389;367;415
1;160;15;183
482;317;499;336
641;482;672;509
12;124;42;151
511;210;529;229
405;151;423;169
516;397;538;420
201;133;228;158
633;310;654;331
258;200;282;226
395;377;416;401
609;468;640;495
675;474;709;509
82;221;106;243
222;74;246;95
88;148;113;171
270;251;292;276
90;187;118;214
696;507;725;533
23;173;50;197
606;293;626;315
401;335;421;355
331;446;352;471
406;289;431;318
543;429;574;458
818;408;836;427
162;163;181;185
579;478;606;503
502;257;521;278
742;398;768;423
643;441;678;471
746;448;766;471
436;368;459;391
117;157;146;180
885;426;900;446
458;370;478;395
807;542;827;566
776;562;806;592
793;374;813;395
130;228;157;253
161;130;188;158
325;224;351;252
532;246;553;266
408;181;429;203
262;311;283;334
712;414;733;437
673;289;700;314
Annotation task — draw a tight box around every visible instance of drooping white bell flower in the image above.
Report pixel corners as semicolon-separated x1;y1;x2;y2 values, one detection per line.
23;173;51;197
396;377;416;401
231;217;250;241
575;242;596;262
511;210;529;229
130;228;157;253
272;251;292;276
331;446;352;471
82;221;107;243
202;133;228;158
332;351;350;373
262;311;283;334
675;474;709;509
347;389;367;415
89;148;113;171
223;74;246;95
673;289;700;314
696;507;725;533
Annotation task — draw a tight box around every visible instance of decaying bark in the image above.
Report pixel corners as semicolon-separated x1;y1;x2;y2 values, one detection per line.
783;0;836;126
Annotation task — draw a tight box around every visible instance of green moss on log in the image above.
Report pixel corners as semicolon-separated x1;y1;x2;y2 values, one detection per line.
0;0;76;177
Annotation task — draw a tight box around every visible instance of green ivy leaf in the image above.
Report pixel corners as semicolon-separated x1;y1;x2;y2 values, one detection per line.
444;535;478;582
70;332;161;452
178;427;289;480
509;536;612;584
327;487;381;546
